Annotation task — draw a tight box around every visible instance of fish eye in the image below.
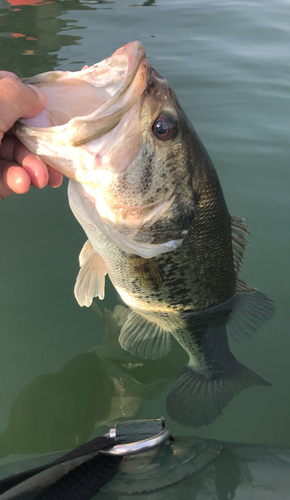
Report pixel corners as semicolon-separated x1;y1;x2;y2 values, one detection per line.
152;114;178;142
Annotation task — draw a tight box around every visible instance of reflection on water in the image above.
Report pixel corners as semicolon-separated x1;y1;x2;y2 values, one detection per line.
0;1;90;75
0;291;274;459
0;303;187;457
131;0;156;6
0;352;113;457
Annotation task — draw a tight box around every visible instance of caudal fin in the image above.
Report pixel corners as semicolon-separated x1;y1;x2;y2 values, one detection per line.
166;362;271;428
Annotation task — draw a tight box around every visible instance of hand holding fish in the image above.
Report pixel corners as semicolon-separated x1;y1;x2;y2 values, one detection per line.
0;71;63;200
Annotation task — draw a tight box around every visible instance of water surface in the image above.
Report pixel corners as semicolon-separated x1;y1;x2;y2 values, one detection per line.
0;0;289;453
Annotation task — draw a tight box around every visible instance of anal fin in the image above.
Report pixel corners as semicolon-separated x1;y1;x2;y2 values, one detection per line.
118;310;171;359
74;250;107;307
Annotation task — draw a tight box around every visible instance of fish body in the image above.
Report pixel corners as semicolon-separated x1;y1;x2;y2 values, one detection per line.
14;42;275;425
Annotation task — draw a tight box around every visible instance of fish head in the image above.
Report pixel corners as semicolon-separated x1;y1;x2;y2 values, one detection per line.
14;42;201;257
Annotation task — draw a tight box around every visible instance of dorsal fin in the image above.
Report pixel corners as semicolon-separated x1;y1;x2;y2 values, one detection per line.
74;250;107;307
236;277;256;293
231;216;251;277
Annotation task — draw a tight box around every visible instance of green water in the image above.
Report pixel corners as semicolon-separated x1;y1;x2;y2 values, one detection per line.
0;0;289;460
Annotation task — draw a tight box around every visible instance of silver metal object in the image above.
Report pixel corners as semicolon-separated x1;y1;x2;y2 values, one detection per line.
101;426;171;456
108;428;117;439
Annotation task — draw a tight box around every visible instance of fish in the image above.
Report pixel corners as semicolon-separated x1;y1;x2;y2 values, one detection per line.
14;41;275;425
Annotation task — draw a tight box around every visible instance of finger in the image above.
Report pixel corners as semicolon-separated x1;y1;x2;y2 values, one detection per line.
47;166;63;188
0;71;21;80
0;136;49;189
1;135;63;189
14;140;49;189
13;137;63;188
0;135;18;161
0;160;31;198
0;76;47;135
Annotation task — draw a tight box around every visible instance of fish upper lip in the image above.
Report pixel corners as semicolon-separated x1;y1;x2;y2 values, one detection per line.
16;41;148;148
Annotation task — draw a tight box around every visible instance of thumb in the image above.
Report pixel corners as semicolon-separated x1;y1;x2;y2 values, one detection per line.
0;73;47;134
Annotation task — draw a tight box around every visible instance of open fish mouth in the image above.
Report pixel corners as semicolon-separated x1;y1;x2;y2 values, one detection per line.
14;41;187;258
14;41;148;182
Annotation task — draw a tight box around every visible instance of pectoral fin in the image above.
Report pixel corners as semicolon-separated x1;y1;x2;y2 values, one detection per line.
79;240;93;266
74;250;107;307
118;311;171;359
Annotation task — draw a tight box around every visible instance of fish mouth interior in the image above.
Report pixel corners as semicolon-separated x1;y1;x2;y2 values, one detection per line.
21;41;147;144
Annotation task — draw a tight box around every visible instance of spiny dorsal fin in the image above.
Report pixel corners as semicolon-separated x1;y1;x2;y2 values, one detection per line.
118;310;171;359
74;250;107;307
231;216;250;277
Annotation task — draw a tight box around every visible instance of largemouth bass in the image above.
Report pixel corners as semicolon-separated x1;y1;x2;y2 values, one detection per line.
14;42;275;425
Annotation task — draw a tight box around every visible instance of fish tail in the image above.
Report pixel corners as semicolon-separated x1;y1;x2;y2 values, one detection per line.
166;362;271;428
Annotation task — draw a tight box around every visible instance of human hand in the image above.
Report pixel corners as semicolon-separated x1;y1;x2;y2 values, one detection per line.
0;71;63;200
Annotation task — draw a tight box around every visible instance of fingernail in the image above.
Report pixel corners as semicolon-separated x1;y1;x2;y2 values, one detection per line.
27;84;47;102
